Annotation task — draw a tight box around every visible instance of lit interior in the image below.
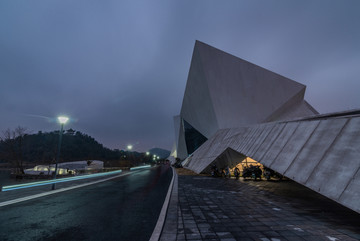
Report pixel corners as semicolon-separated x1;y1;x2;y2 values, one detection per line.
230;157;263;173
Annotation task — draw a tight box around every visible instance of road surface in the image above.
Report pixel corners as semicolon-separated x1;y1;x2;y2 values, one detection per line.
0;164;172;241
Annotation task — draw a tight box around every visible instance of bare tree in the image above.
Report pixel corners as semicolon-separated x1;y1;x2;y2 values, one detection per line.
0;126;28;174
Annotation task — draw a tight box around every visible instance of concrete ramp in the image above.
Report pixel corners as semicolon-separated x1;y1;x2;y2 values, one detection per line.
184;111;360;214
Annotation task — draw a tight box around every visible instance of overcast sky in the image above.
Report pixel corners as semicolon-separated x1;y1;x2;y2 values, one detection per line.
1;0;359;152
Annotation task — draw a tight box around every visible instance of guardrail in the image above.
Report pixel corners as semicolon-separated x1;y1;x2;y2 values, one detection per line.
1;170;122;192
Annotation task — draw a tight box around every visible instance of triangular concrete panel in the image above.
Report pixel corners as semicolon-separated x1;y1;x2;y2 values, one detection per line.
195;40;313;127
183;119;208;155
173;115;180;151
180;44;219;139
176;119;188;160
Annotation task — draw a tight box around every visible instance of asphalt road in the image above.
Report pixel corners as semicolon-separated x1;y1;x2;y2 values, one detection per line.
0;164;172;241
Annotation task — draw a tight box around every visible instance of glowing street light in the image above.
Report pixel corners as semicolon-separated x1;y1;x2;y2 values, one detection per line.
58;116;69;124
146;152;150;156
52;116;69;190
127;145;133;150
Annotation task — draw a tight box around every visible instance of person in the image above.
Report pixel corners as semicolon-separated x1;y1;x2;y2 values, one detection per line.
225;166;231;178
234;167;240;179
220;168;226;178
210;164;218;177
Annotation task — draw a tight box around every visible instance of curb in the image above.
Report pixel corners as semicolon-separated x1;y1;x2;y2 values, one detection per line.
149;166;177;241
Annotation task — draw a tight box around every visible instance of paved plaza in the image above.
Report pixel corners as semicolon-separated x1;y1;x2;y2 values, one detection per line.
161;170;360;241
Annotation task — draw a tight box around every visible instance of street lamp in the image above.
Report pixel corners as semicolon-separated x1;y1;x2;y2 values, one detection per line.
52;116;69;190
127;145;133;150
146;152;150;156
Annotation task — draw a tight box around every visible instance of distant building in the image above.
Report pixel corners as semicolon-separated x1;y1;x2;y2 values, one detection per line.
172;41;360;214
25;160;104;175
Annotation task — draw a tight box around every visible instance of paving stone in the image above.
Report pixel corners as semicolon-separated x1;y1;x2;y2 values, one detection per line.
201;232;218;239
284;236;306;241
215;232;234;238
199;227;213;233
198;223;211;228
184;227;200;234
159;233;176;241
186;233;202;240
162;175;360;241
227;227;242;232
185;223;198;229
277;230;301;237
261;230;281;237
233;238;252;241
213;225;228;230
176;233;186;240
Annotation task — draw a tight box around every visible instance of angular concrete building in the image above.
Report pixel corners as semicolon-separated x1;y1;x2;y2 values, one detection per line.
175;40;318;160
173;41;360;213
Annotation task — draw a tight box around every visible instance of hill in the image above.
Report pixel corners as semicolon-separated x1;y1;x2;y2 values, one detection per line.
0;128;152;173
148;148;170;159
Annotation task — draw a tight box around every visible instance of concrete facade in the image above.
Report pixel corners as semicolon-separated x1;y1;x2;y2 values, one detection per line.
176;41;317;160
171;41;360;213
181;112;360;213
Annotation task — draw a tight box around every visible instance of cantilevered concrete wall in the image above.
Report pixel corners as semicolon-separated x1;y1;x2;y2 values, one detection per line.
182;111;360;214
175;41;317;159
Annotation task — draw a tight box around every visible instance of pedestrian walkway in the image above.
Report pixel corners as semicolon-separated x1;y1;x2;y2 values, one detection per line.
160;169;360;241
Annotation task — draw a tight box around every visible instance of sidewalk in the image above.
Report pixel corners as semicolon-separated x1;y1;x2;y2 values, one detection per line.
160;169;360;241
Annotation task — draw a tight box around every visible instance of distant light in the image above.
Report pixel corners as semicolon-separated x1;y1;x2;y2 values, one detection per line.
58;116;69;124
146;152;150;155
127;145;133;150
157;156;160;159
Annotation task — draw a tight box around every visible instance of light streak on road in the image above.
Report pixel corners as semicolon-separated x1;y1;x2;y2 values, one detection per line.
130;165;151;171
1;170;122;192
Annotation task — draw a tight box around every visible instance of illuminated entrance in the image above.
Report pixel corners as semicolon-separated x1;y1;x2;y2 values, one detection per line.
230;156;262;174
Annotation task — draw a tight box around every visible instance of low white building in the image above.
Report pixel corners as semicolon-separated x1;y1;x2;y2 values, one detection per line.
24;160;104;175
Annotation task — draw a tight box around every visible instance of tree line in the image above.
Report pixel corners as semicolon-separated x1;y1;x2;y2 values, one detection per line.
0;127;152;174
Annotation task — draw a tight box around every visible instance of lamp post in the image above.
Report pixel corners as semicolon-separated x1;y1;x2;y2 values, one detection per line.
52;116;69;190
126;144;133;164
145;152;150;163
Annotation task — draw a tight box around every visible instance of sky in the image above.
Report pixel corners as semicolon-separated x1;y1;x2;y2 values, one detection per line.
0;0;359;152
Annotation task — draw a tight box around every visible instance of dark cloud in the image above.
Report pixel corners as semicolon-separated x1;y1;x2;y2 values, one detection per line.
1;0;359;151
